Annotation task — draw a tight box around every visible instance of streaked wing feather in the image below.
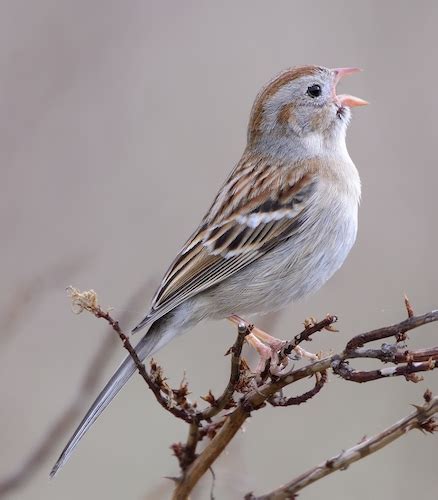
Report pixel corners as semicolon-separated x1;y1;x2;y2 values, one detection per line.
133;161;318;331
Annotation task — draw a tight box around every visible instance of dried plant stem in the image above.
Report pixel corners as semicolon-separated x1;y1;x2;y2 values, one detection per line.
172;407;249;500
177;323;249;470
248;395;438;499
171;309;438;498
203;323;249;420
346;310;438;350
282;314;338;356
64;290;437;500
8;287;435;500
68;287;196;423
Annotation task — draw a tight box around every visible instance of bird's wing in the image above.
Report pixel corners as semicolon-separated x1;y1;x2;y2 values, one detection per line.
132;158;318;332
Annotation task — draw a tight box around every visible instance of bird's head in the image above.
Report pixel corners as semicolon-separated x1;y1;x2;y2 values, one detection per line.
247;65;367;156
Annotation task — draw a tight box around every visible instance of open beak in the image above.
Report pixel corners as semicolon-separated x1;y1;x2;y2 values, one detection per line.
332;67;368;108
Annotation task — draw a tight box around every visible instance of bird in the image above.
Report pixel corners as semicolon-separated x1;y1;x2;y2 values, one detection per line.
50;65;367;477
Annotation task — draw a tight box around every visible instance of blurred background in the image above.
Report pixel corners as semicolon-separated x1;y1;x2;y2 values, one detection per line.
1;1;438;499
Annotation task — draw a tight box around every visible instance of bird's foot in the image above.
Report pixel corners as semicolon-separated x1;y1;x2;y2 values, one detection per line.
227;315;317;376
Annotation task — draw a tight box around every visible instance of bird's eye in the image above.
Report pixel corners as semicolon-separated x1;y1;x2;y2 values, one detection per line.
307;84;322;98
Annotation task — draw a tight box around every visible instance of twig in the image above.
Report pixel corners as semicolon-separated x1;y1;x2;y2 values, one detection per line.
404;294;415;318
171;358;342;499
172;308;438;499
177;323;250;470
268;371;328;407
180;424;201;470
201;323;249;420
346;345;438;363
67;287;196;423
345;310;438;350
333;358;438;383
247;393;438;499
282;315;338;356
17;286;436;500
172;405;250;500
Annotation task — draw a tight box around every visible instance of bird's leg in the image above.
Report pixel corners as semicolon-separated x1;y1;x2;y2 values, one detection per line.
245;333;275;373
227;315;277;373
249;321;318;362
227;315;318;369
247;324;286;351
292;345;319;361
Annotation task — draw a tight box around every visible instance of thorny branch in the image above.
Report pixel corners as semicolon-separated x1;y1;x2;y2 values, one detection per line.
268;370;328;407
67;287;197;424
60;289;438;499
3;288;437;499
345;310;438;350
175;323;250;470
172;307;438;499
202;322;249;419
281;314;338;356
247;390;438;500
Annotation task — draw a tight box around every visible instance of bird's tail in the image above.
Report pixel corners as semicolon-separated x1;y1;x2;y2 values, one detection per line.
50;319;166;478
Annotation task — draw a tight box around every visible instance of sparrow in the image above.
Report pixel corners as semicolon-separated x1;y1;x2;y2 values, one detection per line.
51;65;367;476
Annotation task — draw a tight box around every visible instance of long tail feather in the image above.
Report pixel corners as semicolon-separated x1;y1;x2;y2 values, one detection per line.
50;321;164;478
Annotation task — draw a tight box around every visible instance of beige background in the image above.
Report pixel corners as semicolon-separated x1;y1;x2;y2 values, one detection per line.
1;1;438;499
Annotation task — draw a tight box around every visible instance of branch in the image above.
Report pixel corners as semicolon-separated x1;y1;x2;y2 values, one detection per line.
172;307;438;499
281;315;338;356
67;287;197;424
247;392;438;499
268;370;328;407
23;287;437;500
333;357;438;383
174;322;250;470
201;322;249;420
345;310;438;350
172;405;250;500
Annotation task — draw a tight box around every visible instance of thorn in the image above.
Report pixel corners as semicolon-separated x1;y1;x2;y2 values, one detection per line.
404;294;414;318
164;476;181;483
411;404;424;412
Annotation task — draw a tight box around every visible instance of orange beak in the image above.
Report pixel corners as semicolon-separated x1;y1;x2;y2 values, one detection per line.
332;67;368;108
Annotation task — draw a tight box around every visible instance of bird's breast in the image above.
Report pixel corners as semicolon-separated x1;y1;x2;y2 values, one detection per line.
201;194;358;318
